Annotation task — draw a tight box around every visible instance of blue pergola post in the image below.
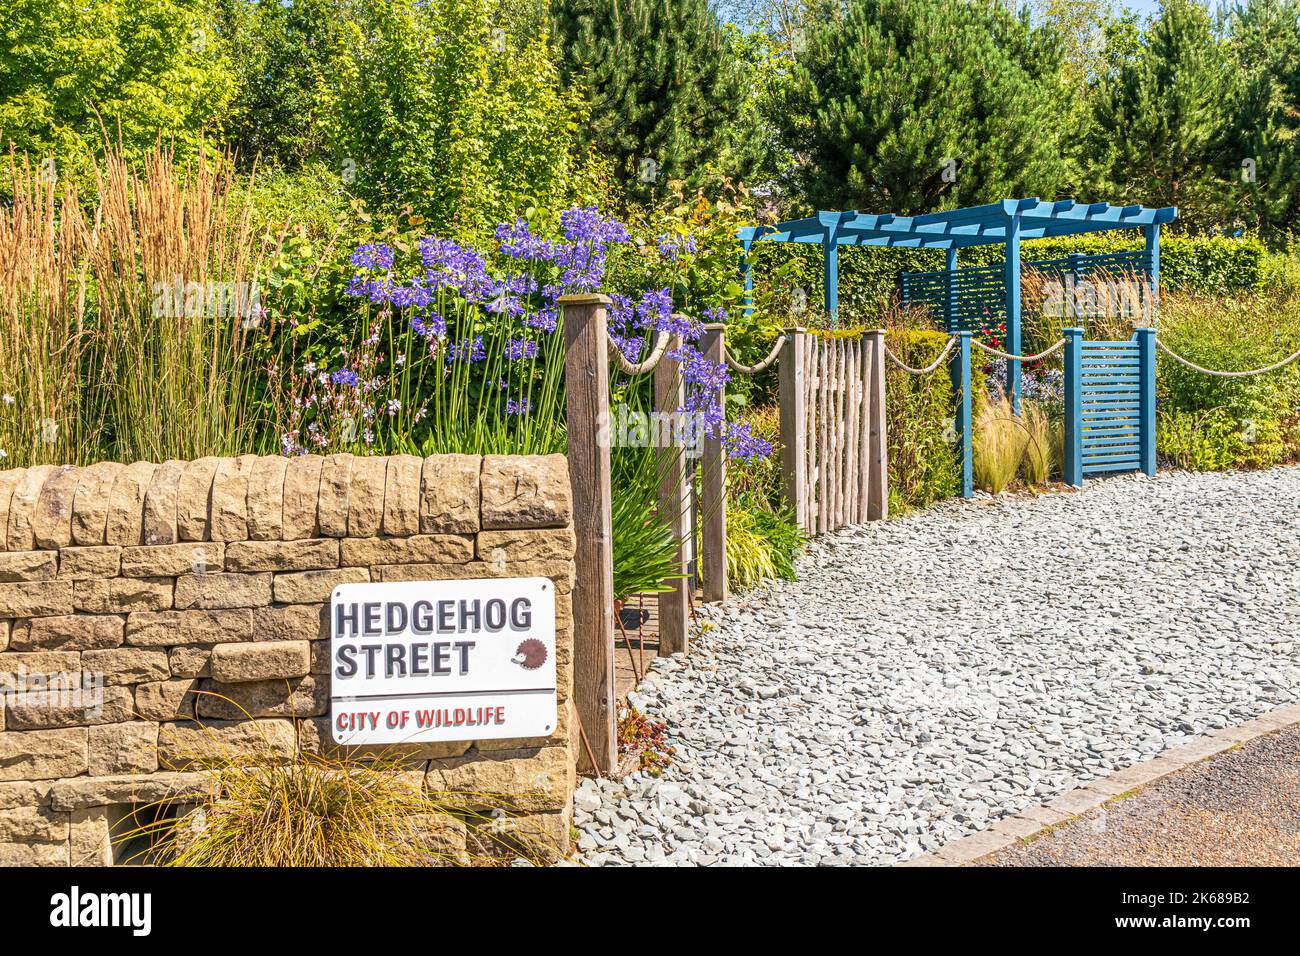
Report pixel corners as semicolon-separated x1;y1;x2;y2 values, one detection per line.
1004;211;1022;412
1063;327;1084;487
823;231;838;325
740;239;754;322
1144;223;1161;320
951;331;973;499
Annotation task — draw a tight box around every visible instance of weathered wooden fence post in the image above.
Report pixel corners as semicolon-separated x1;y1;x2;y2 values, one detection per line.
654;330;690;655
700;322;728;602
778;328;807;531
864;328;889;520
1136;326;1157;477
559;293;616;776
951;330;974;499
1063;326;1084;488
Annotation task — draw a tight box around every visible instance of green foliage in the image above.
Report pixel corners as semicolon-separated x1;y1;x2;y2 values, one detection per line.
1084;0;1231;231
884;328;966;511
0;0;236;176
725;491;806;589
332;0;584;237
551;0;764;198
1155;292;1300;469
611;448;684;602
1221;0;1300;240
772;0;1066;214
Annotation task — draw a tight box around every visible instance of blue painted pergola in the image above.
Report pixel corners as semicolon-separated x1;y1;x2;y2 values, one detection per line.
737;198;1178;406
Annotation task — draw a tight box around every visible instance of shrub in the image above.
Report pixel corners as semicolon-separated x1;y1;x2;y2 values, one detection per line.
1155;292;1300;469
1020;400;1053;485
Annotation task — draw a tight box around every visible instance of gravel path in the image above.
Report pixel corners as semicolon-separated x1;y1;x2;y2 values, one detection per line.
573;467;1300;866
980;723;1300;866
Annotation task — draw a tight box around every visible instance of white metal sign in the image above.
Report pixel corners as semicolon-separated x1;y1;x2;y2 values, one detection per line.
329;577;556;745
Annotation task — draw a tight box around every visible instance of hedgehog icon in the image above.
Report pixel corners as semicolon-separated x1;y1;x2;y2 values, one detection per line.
511;639;547;670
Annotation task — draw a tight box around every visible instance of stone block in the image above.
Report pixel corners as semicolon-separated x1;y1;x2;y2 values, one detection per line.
142;459;186;545
480;455;570;530
347;455;387;537
0;728;88;781
246;455;289;541
74;576;173;613
0;580;74;616
176;457;221;542
48;771;213;811
9;614;125;651
82;647;170;686
70;461;122;546
383;455;422;536
281;454;324;540
174;571;272;609
210;641;310;683
3;685;134;730
317;454;354;537
425;745;572;813
31;464;80;549
0;550;58;582
6;465;58;550
104;461;157;546
126;609;253;647
88;721;159;775
121;541;223;577
420;454;480;533
210;455;258;541
135;678;200;721
196;675;326;719
252;604;328;641
69;806;114;866
167;646;212;678
340;535;473;567
273;567;369;604
0;468;30;551
57;545;121;580
225;538;338;573
157;719;296;769
477;528;575;562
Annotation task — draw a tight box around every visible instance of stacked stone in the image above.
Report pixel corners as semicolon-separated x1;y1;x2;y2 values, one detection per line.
0;453;577;865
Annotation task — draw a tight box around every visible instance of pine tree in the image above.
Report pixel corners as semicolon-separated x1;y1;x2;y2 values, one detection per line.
1223;0;1300;241
1083;0;1232;230
551;0;763;195
770;0;1067;215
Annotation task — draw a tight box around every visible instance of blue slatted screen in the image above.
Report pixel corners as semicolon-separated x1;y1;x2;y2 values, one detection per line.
1079;339;1143;474
900;251;1153;335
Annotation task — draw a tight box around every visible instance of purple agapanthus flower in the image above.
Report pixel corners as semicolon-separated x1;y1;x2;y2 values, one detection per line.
448;336;487;363
657;233;698;261
350;242;394;271
505;338;539;361
505;397;533;416
330;368;360;388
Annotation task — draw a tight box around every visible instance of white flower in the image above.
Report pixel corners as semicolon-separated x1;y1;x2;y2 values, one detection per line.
386;399;402;416
1;394;13;405
393;354;406;368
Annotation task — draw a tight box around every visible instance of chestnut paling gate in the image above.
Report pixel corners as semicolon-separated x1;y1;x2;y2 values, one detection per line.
559;295;889;775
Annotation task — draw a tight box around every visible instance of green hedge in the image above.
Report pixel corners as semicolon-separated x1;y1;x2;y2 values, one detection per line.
748;233;1273;323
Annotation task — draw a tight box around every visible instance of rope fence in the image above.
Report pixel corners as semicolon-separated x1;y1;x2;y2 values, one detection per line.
883;336;957;374
723;337;785;374
1155;339;1300;378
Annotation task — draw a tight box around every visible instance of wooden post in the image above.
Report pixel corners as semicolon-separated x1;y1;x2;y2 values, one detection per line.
857;337;872;519
654;331;689;655
951;330;974;499
700;323;728;602
559;293;616;775
864;329;889;519
1136;326;1157;478
778;328;807;531
1063;327;1084;487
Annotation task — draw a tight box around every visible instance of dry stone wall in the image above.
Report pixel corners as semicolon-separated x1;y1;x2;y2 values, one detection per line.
0;453;577;865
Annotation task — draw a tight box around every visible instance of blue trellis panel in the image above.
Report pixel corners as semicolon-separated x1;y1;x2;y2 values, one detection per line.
1063;328;1156;486
901;251;1154;335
